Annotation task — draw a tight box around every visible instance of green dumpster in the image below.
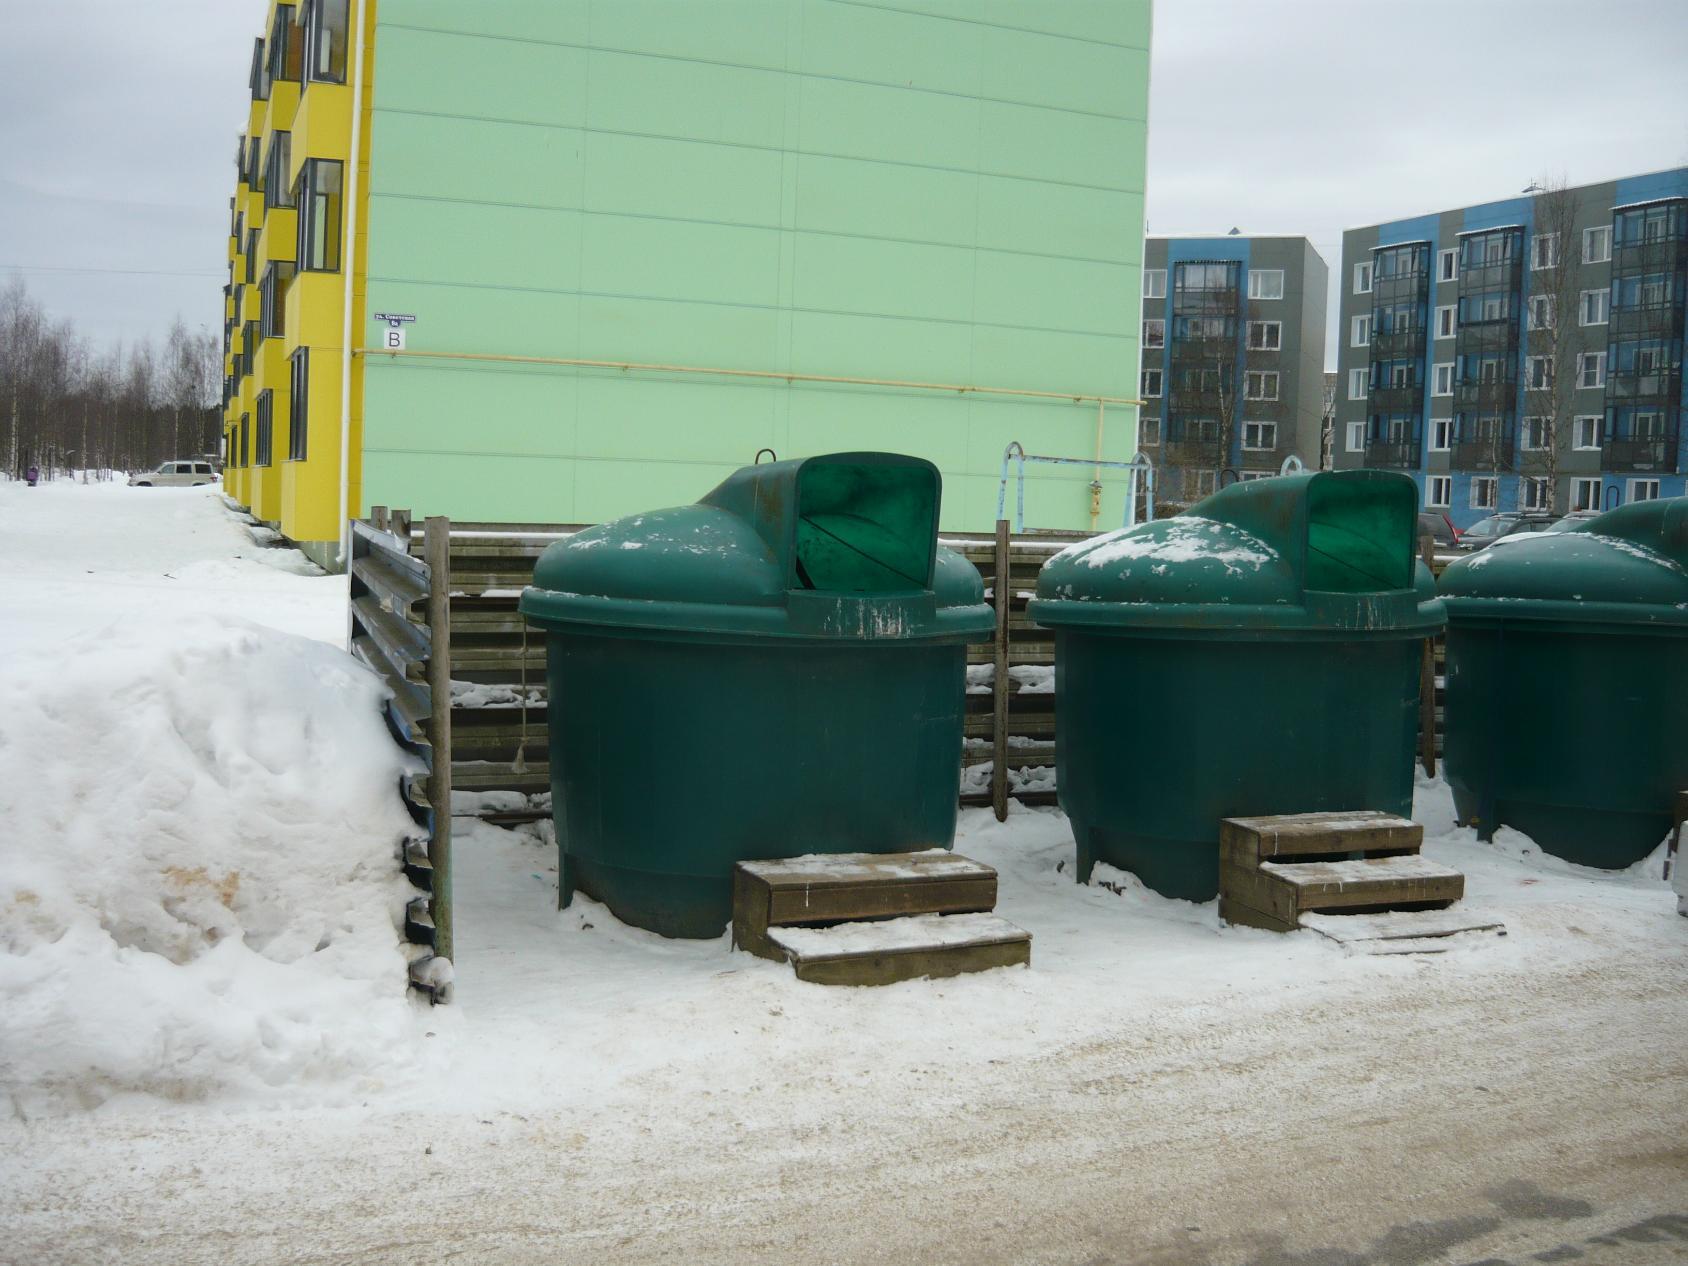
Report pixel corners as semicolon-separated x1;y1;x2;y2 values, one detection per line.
518;452;994;938
1028;469;1444;901
1439;496;1688;868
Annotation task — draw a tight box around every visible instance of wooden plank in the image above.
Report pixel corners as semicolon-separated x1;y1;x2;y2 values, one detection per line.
769;913;1030;987
1218;896;1300;933
1220;811;1423;864
1300;909;1505;947
767;877;997;927
737;852;996;888
1219;861;1298;924
1260;855;1464;912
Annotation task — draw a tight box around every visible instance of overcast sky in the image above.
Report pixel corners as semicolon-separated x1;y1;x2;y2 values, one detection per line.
3;0;1687;364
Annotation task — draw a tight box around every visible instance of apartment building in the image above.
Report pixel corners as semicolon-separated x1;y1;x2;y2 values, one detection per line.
1332;168;1688;526
221;0;1153;564
1138;236;1328;502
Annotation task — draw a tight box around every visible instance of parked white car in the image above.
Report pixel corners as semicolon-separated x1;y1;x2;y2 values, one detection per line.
128;461;217;488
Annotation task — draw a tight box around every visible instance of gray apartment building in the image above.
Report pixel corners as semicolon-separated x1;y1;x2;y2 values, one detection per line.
1332;167;1688;528
1139;235;1328;503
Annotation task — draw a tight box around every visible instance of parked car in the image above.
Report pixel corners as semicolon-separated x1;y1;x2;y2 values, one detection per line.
1417;511;1460;548
1457;512;1560;551
128;460;217;488
1545;510;1602;532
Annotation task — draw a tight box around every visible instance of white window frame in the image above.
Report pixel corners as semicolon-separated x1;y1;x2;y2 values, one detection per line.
1140;367;1163;398
1143;269;1166;300
1237;471;1272;482
1244;370;1280;401
1519;416;1550;451
1435;304;1456;339
1570;478;1603;511
1530;232;1559;270
1528;294;1555;330
1633;409;1665;439
1582;225;1611;264
1469;476;1498;510
1138;415;1161;447
1242;420;1277;451
1348;367;1369;400
1521;476;1551;511
1248;269;1285;300
1142;318;1165;349
1184;468;1216;499
1351;314;1371;347
1345;421;1365;452
1247;319;1282;351
1426;476;1452;509
1527;355;1554;390
1432;362;1454;397
1429;418;1452;451
1573;415;1602;450
1578;351;1606;389
1628;478;1661;503
1437;248;1457;283
1579;288;1610;326
1354;261;1373;294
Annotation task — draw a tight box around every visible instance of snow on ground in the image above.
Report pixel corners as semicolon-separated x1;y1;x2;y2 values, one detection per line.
2;479;1686;1264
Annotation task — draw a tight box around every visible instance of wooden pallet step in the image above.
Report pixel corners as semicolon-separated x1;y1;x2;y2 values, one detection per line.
1258;854;1464;913
766;912;1030;986
1221;810;1423;864
733;851;997;957
1300;909;1505;954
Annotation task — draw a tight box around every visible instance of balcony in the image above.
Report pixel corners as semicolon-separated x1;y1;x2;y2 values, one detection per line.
1458;256;1522;295
1370;326;1427;359
1611;236;1686;274
1453;379;1517;411
1601;433;1682;473
1610;303;1686;339
1171;287;1241;317
1605;369;1682;404
1454;320;1519;355
1363;440;1420;469
1369;382;1423;413
1451;437;1515;471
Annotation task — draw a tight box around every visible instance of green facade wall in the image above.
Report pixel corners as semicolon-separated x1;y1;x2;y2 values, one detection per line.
362;0;1151;530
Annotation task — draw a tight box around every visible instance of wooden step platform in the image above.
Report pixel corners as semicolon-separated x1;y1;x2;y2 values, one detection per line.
734;851;1030;986
1220;810;1500;947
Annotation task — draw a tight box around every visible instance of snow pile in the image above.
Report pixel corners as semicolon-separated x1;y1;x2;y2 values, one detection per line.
0;616;428;1111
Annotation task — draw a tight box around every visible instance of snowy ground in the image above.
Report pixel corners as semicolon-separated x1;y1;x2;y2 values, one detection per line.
2;480;1686;1265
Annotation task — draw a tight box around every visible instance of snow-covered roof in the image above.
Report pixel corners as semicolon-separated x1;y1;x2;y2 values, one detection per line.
1611;197;1687;213
1456;224;1523;236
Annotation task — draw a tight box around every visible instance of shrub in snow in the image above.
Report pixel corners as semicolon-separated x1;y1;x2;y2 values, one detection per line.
0;616;427;1110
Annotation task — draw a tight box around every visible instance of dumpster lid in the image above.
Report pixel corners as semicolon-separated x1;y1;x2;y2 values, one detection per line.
1438;496;1688;628
1028;470;1445;637
519;452;994;641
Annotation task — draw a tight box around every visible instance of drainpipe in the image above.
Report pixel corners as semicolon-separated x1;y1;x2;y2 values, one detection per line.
337;0;368;568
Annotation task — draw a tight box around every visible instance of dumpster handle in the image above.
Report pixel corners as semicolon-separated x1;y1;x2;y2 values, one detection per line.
755;448;778;465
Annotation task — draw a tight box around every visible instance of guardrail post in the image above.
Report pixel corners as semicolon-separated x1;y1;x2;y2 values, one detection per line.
391;508;411;541
424;516;455;964
991;519;1011;822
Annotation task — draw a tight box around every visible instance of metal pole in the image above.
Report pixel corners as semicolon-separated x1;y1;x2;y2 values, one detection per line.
1418;532;1438;778
423;516;454;965
991;519;1012;822
336;0;369;569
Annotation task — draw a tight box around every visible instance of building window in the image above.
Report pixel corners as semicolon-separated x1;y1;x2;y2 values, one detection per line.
263;132;293;211
1629;479;1661;502
240;414;251;469
1437;248;1457;283
1142;318;1165;349
1348;368;1368;400
288;348;309;461
1242;420;1277;451
1184;469;1216;499
1521;477;1551;511
1470;476;1497;510
1138;416;1161;447
1435;304;1456;339
1426;476;1452;508
250;38;271;103
295;159;344;272
1579;288;1610;325
1633;409;1666;439
1430;418;1452;451
1143;269;1166;300
1527;356;1553;390
1351;314;1371;347
1519;417;1550;450
1432;363;1454;396
1182;418;1221;444
1582;225;1612;264
1571;477;1603;511
302;0;349;83
255;390;274;467
1577;351;1606;389
1247;320;1281;351
1177;262;1236;292
1573;415;1601;450
1140;368;1162;398
260;262;294;339
1346;421;1365;452
1354;261;1373;294
1527;294;1555;330
1248;269;1284;300
1244;370;1279;400
269;6;303;83
1530;233;1558;270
